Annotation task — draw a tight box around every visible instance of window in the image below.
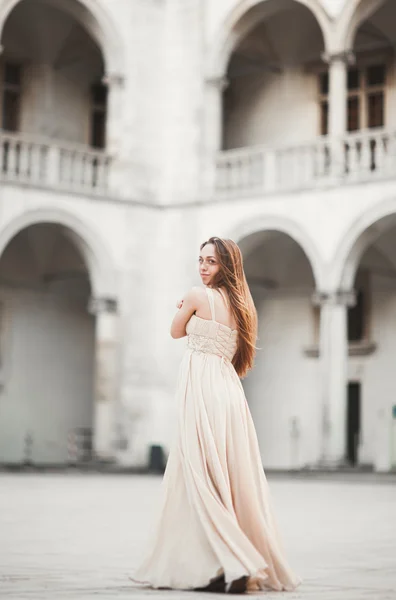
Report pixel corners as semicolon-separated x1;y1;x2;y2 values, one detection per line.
347;97;360;132
318;62;386;135
348;289;364;342
348;271;370;344
319;73;329;136
1;62;22;132
90;82;107;149
320;101;328;136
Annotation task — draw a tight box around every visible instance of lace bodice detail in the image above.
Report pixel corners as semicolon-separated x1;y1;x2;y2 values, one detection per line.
185;285;239;363
186;315;238;361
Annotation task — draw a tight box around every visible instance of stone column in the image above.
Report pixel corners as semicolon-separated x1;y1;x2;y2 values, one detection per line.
324;51;354;137
322;51;354;178
314;290;355;465
201;76;228;197
88;296;119;462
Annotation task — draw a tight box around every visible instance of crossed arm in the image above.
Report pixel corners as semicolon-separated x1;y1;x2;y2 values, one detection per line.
170;288;201;339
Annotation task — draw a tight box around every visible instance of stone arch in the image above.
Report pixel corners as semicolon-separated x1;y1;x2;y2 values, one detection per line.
206;0;331;80
333;196;396;291
0;207;117;299
339;0;385;52
0;0;125;77
228;214;324;290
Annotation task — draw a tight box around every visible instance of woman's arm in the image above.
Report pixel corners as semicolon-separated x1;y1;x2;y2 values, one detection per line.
170;288;201;339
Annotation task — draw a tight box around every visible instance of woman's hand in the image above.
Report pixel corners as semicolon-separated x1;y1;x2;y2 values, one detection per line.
171;288;203;339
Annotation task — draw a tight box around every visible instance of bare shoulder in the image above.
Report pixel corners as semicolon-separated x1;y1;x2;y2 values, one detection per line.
183;286;206;306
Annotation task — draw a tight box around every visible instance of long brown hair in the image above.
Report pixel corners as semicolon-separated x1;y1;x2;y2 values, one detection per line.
200;237;257;378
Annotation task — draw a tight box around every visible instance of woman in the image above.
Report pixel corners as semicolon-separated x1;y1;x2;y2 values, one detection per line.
133;237;300;594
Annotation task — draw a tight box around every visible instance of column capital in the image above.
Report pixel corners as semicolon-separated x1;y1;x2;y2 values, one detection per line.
321;50;355;66
102;73;125;88
88;296;118;315
312;289;356;307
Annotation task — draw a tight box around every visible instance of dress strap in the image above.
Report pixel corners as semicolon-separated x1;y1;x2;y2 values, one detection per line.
205;287;216;321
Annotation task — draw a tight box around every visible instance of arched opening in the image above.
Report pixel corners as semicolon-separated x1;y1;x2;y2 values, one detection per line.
222;0;326;150
0;0;107;148
344;0;396;136
239;229;319;469
340;211;396;470
0;223;95;465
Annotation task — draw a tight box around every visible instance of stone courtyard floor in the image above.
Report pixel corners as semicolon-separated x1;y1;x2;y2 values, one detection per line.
0;472;395;599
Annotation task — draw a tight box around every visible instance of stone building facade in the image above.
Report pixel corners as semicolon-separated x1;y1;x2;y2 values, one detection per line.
0;0;396;472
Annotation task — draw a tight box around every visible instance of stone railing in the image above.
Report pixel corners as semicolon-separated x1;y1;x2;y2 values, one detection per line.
215;127;396;197
0;131;111;195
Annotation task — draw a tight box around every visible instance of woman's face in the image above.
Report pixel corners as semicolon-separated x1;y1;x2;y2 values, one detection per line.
199;243;220;286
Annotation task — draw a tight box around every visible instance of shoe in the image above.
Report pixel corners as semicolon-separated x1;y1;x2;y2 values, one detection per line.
194;573;226;593
226;576;248;594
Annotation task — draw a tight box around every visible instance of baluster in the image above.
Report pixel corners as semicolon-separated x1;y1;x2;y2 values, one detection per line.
90;154;97;189
244;155;251;190
258;149;265;191
280;150;286;189
348;139;359;180
321;142;329;181
70;151;78;187
369;137;377;173
386;133;396;173
375;134;385;175
45;145;59;186
244;154;252;190
89;154;97;189
306;144;314;186
382;133;391;174
7;139;17;179
278;151;285;190
296;147;302;188
61;150;71;186
233;157;240;191
242;155;249;190
18;140;30;180
103;158;110;191
58;149;65;186
262;149;275;193
302;146;310;187
292;148;299;188
226;158;232;192
74;151;84;187
359;136;371;176
30;143;39;182
255;151;263;191
288;149;296;190
303;146;310;186
94;156;103;190
238;155;244;191
312;144;320;180
235;156;241;192
81;154;90;189
70;151;77;187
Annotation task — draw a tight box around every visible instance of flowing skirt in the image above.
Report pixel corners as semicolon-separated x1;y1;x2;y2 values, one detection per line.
133;350;301;591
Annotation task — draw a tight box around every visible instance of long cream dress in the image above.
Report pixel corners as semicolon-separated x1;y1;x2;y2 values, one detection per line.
133;287;300;592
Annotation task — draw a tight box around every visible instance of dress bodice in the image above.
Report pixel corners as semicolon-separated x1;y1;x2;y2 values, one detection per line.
185;288;238;362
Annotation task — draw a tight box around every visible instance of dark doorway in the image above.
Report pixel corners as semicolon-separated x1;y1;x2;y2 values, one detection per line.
347;382;361;465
